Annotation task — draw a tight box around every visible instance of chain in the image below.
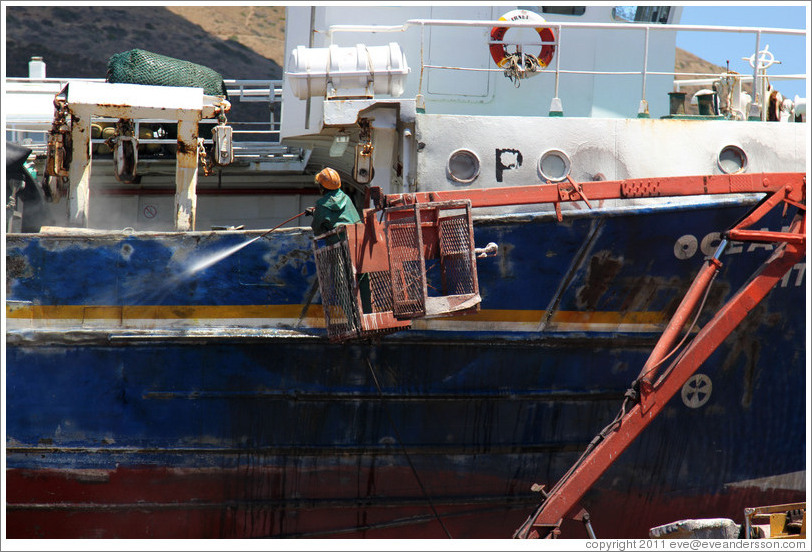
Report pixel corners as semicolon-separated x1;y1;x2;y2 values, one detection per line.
103;118;134;151
358;118;372;143
502;52;542;88
358;117;374;157
197;138;214;177
46;97;72;178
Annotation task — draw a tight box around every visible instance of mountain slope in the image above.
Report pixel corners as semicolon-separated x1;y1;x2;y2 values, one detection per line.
674;47;727;114
4;5;283;80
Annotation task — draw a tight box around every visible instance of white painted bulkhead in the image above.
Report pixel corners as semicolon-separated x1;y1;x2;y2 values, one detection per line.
414;113;807;212
281;5;683;140
416;114;807;188
8;6;806;235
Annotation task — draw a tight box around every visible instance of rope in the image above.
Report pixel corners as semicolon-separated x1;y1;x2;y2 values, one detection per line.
638;268;719;384
365;354;453;538
516;265;721;538
502;52;542;87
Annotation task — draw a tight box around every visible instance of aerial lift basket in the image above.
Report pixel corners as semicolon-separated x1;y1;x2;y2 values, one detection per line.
311;199;481;342
385;200;480;319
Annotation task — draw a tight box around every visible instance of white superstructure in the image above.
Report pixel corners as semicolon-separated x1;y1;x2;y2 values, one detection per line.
5;5;807;233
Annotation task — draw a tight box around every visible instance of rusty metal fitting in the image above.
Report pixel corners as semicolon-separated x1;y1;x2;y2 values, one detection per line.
530;483;548;496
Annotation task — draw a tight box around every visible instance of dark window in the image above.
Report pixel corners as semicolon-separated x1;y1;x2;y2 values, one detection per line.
541;7;586;16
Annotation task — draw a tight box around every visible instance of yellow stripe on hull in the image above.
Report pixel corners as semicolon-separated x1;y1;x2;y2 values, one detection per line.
8;304;668;333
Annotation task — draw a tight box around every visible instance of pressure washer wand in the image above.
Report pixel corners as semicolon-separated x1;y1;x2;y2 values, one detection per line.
256;210;309;240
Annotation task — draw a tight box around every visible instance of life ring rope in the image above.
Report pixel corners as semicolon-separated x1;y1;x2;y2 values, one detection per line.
489;10;556;79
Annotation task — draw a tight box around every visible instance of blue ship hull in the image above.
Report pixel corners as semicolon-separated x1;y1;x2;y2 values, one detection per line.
5;198;806;538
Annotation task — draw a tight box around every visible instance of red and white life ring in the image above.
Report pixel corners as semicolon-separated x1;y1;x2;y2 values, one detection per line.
489;9;556;69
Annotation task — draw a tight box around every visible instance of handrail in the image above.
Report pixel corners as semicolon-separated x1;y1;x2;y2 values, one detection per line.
5;76;283;86
5;78;287;157
326;18;806;116
329;19;805;36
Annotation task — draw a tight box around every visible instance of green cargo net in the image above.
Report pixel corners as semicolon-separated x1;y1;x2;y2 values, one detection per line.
106;49;228;99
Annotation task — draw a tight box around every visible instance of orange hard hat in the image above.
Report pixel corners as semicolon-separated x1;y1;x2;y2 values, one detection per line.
314;167;341;190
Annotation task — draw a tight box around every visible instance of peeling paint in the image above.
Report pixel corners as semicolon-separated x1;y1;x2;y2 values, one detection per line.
6;254;33;280
497;242;515;279
718;304;784;409
618;275;663;312
120;244;134;261
261;249;313;285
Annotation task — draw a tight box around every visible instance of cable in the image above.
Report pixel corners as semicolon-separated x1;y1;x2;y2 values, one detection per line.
516;266;722;538
637;268;719;385
514;391;633;539
365;354;453;538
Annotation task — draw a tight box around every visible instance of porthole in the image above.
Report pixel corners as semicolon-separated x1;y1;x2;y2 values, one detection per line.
538;149;571;182
717;145;748;174
447;149;480;184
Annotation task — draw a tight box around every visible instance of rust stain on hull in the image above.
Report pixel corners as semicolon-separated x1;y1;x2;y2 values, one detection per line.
576;251;622;310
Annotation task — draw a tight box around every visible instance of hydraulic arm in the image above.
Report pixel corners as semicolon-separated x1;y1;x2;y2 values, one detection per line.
508;179;804;538
381;172;806;539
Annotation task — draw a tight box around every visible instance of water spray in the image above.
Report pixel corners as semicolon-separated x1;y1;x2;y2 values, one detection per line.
183;210;308;275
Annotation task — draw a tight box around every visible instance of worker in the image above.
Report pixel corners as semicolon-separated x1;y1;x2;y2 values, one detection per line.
307;167;361;242
307;167;371;314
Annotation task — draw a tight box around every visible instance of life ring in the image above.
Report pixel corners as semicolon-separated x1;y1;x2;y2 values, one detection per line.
489;10;556;69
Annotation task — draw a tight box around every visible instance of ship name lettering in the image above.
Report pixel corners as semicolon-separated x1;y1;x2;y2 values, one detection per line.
674;231;807;287
495;148;523;182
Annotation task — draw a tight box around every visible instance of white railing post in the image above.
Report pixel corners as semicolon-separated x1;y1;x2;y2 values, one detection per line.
549;24;564;117
749;30;762;120
638;26;650;118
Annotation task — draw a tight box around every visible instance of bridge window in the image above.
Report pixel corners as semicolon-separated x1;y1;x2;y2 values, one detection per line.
542;7;586;16
520;6;586;16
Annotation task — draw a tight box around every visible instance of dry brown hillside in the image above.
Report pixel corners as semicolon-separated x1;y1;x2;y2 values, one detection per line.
4;5;284;79
5;5;286;122
674;47;727;115
165;5;286;66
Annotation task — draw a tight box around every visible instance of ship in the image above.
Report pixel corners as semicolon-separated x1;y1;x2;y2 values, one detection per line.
4;5;808;539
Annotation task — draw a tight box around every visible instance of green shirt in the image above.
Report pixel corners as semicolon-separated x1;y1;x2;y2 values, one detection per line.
311;189;361;242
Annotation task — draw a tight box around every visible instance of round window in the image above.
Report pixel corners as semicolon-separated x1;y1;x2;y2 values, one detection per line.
538;149;571;182
717;145;748;174
447;149;480;184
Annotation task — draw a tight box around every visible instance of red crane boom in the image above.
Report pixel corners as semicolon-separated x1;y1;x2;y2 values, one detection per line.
381;171;806;538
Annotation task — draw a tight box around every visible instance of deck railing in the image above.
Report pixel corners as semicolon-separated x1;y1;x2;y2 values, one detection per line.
4;78;287;158
325;19;806;116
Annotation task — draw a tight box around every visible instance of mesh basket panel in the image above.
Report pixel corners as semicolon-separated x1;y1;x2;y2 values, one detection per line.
439;214;475;295
368;270;394;313
313;238;360;340
439;214;471;256
106;49;228;98
442;255;475;295
386;215;426;318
